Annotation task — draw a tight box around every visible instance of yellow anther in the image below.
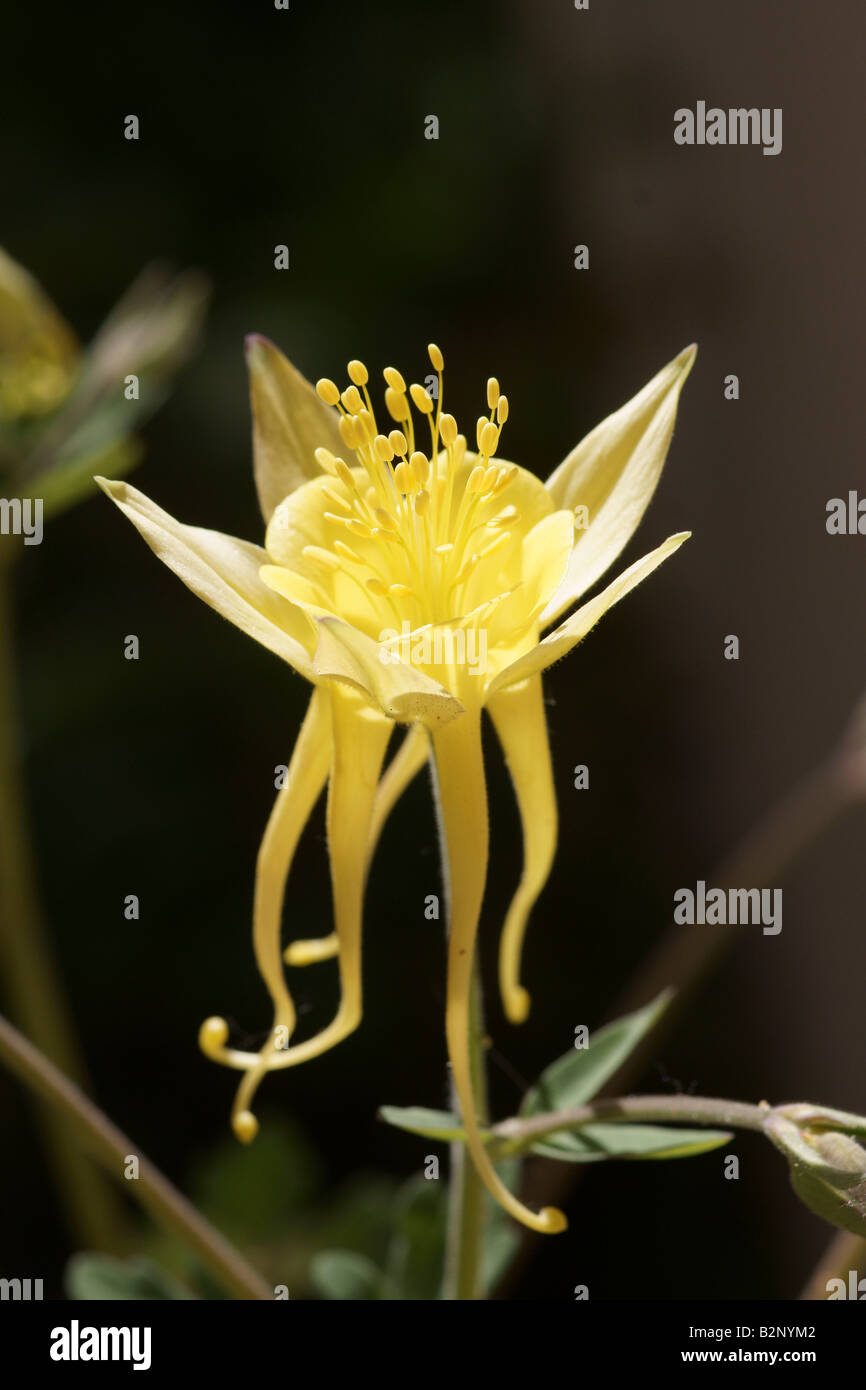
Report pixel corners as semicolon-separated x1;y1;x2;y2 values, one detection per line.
489;504;518;526
374;507;397;531
322;486;352;513
497;394;509;425
394;460;414;493
475;416;488;450
303;544;341;571
335;459;355;489
347;359;368;386
339;415;360;450
375;434;395;463
480;421;500;458
478;531;510;560
314;447;339;475
388;583;415;599
487;376;500;410
341;385;363;413
414;489;431;516
434;543;454;555
385;386;410;421
466;465;486;494
365;486;378;508
332;540;362;563
345;518;373;539
428;343;444;371
384;366;406;392
316;378;341;406
454;435;467;465
233;1110;259;1144
440;413;458;446
366;577;388;596
481;464;499;493
409;383;434;414
357;408;377;441
410;450;430;485
491;464;516;494
389;429;408;455
375;527;403;546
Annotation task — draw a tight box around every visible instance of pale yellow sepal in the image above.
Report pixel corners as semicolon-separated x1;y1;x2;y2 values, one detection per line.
95;478;317;681
312;614;465;727
541;345;696;625
489;531;690;696
246;335;346;523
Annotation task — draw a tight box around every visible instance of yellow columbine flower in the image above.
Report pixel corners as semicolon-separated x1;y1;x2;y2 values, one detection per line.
98;337;695;1235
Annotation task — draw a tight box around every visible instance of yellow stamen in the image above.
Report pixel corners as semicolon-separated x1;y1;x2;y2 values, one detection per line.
316;378;341;406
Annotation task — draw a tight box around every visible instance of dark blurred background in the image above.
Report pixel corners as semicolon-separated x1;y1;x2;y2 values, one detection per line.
1;0;864;1299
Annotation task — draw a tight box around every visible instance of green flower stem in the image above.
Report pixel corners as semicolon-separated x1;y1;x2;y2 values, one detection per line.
490;1093;769;1158
443;961;489;1300
0;1010;272;1301
0;558;123;1249
799;1229;866;1301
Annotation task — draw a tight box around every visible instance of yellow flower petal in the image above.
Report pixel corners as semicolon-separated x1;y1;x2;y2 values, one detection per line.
200;688;332;1097
96;478;317;680
368;723;429;851
285;722;429;968
542;345;695;625
487;675;556;1024
210;686;392;1137
246;335;346;523
313;614;465;727
489;532;690;696
432;709;567;1236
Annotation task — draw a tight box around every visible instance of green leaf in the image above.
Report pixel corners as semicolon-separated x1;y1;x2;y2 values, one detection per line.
384;1175;447;1301
188;1117;321;1244
521;989;673;1116
789;1165;866;1239
309;1250;384;1301
64;1255;194;1301
379;1106;468;1142
528;1122;732;1163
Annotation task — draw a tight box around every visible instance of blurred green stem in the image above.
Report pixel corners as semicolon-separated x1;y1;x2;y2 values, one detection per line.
0;557;122;1249
0;1010;271;1300
443;962;488;1300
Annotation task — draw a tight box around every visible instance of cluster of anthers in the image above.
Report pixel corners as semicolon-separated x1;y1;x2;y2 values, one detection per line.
307;344;515;634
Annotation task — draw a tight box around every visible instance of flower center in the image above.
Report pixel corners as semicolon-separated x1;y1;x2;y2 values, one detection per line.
261;345;572;695
304;345;521;632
